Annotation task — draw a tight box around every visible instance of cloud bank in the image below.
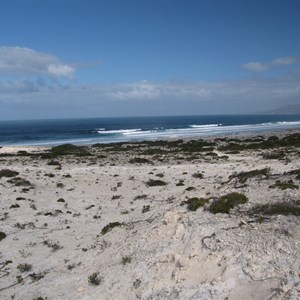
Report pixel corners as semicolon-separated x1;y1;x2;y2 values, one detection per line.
0;46;75;78
0;47;299;119
243;56;298;72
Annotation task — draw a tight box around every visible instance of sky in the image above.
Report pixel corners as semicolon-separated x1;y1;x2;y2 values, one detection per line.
0;0;299;120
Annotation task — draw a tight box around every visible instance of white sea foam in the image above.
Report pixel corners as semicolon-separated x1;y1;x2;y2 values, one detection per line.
94;120;300;143
190;124;221;128
97;129;142;134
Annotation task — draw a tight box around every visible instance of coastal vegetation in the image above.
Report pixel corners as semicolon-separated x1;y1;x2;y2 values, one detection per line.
251;202;300;216
209;192;248;214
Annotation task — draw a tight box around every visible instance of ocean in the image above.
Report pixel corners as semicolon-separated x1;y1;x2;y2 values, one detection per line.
1;114;300;146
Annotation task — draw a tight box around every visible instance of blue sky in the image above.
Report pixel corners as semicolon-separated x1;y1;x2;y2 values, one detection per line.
0;0;299;120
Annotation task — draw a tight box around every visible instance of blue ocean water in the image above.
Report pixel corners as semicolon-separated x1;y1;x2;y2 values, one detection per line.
1;115;300;146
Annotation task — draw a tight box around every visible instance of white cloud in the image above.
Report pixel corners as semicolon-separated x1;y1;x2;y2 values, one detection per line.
108;82;161;100
243;56;298;72
0;46;75;78
107;81;213;101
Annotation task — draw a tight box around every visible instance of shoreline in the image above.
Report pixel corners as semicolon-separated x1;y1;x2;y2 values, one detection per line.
1;128;300;153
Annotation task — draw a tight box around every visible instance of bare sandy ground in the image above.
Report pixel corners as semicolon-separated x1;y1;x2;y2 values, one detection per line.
0;131;300;300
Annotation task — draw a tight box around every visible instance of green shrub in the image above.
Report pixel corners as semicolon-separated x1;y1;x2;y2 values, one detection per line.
0;231;6;241
209;192;248;214
251;203;300;216
47;160;61;166
142;205;150;213
269;180;299;190
192;172;203;179
122;256;132;265
185;197;208;211
17;263;32;273
129;157;152;164
0;169;19;178
88;272;102;285
146;179;167;187
185;186;195;191
101;222;123;235
7;177;32;187
229;168;270;183
134;194;147;200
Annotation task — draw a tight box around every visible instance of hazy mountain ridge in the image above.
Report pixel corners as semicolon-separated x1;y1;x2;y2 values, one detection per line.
266;104;300;114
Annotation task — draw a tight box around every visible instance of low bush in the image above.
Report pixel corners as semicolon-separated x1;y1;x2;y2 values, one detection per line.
229;168;270;183
209;192;248;214
269;180;299;190
129;157;152;164
0;231;6;241
101;222;123;235
0;169;19;178
88;272;102;285
192;172;204;179
17;263;32;273
146;179;167;187
251;203;300;216
185;197;208;211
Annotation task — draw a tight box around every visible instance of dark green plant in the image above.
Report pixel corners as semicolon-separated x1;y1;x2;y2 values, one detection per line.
101;222;123;235
10;204;20;209
122;256;132;265
185;186;195;191
263;152;285;160
229;168;270;183
7;177;32;187
43;240;63;251
0;231;6;241
192;172;204;179
142;205;150;213
129;157;152;164
176;180;185;186
47;160;61;166
146;179;167;187
269;180;299;190
17;263;32;273
134;194;147;200
0;169;19;178
209;192;248;214
185;197;208;211
155;173;164;178
251;203;300;216
88;272;102;285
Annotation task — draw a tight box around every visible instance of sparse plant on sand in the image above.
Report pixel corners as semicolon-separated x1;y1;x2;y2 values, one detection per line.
229;168;270;184
146;179;167;187
101;222;123;235
142;205;150;213
0;169;19;178
0;231;7;241
88;272;102;285
209;192;248;214
17;263;32;273
129;157;152;164
122;256;132;265
251;202;300;216
192;172;204;179
269;180;299;190
184;197;209;211
43;240;63;251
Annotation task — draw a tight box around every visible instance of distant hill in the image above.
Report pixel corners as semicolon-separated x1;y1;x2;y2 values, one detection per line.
265;104;300;114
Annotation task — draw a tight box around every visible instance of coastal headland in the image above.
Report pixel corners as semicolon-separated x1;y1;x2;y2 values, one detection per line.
1;130;300;299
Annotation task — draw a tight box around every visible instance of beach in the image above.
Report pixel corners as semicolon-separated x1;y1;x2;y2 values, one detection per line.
1;130;300;300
